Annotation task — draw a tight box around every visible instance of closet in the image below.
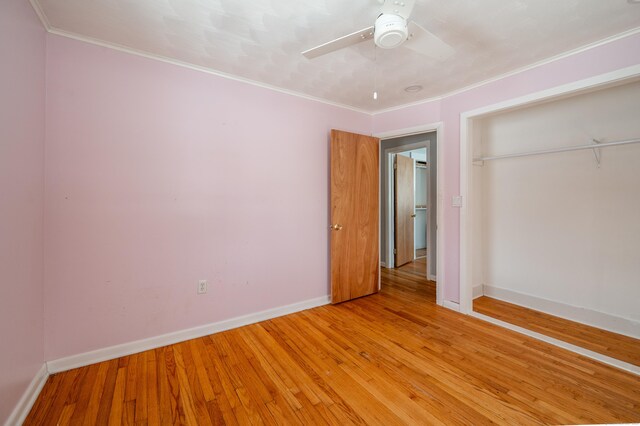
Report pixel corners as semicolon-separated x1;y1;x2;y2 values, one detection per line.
469;78;640;365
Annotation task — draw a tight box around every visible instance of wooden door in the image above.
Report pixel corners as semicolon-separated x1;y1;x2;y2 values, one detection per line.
330;129;379;304
394;154;415;267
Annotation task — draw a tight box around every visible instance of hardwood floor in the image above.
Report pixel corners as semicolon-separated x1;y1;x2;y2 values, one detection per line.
397;256;427;278
474;295;640;366
26;268;640;425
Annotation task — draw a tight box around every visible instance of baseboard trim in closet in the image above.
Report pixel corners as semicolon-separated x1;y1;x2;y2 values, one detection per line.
47;295;330;374
483;285;640;339
472;285;483;299
470;311;640;376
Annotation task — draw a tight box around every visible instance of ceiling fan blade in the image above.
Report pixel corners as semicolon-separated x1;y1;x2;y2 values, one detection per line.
404;21;454;60
302;26;375;59
381;0;415;19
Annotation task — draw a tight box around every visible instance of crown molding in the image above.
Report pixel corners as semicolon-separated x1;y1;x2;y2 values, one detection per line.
47;28;373;116
28;0;51;31
371;26;640;115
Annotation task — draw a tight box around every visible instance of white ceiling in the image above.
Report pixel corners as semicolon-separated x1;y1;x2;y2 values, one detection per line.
35;0;640;112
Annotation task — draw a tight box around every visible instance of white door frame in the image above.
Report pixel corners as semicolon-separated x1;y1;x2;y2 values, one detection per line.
384;143;423;269
376;123;445;306
459;65;640;315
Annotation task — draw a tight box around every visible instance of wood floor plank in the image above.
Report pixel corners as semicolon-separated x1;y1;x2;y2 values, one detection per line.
107;367;126;426
94;359;119;424
65;365;95;424
145;349;160;426
134;351;148;423
57;403;75;426
173;343;205;426
25;267;640;425
41;368;80;426
82;360;110;425
23;373;62;425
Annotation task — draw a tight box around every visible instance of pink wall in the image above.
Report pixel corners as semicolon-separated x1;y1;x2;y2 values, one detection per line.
41;27;640;361
373;32;640;302
0;0;46;422
44;35;372;360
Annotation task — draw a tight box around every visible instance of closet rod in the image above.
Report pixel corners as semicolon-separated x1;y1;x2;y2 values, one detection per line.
474;137;640;162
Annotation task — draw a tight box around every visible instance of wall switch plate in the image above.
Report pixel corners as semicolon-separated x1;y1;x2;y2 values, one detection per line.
198;280;207;294
452;196;463;207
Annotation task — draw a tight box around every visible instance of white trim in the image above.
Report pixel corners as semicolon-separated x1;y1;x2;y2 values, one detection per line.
472;285;483;300
435;124;445;306
375;122;445;306
380;262;386;268
443;300;460;312
383;140;428;269
459;64;640;316
470;311;640;376
483;285;640;339
429;274;437;282
386;153;396;269
375;124;441;140
459;113;473;314
47;295;330;373
461;64;640;120
372;27;640;115
4;364;49;426
28;0;51;31
424;145;434;278
43;28;371;116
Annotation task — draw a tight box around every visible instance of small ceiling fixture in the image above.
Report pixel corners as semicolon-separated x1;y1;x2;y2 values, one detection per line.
404;84;423;93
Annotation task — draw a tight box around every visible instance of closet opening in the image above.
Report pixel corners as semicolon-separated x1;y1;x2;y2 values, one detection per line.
461;76;640;369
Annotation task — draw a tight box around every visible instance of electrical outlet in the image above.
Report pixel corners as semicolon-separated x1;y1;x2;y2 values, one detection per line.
198;279;207;294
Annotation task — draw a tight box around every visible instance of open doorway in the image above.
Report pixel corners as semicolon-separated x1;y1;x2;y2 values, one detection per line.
380;132;437;285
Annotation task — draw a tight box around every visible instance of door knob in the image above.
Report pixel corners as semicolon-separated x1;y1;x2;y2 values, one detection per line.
330;224;343;230
411;214;416;218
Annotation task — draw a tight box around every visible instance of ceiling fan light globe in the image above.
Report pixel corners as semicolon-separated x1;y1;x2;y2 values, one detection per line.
374;14;408;49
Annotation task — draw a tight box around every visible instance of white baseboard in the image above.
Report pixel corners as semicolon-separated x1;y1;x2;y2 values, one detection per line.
380;262;386;268
47;295;330;373
429;274;437;281
483;285;640;339
472;285;483;300
443;300;460;312
4;364;49;426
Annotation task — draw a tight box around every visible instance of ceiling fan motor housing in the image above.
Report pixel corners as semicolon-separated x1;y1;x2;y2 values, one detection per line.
374;13;408;49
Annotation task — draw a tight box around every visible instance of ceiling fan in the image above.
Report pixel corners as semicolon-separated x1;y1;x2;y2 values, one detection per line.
302;0;454;60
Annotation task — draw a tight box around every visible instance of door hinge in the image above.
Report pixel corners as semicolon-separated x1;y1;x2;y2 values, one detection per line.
393;162;397;170
393;248;397;255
